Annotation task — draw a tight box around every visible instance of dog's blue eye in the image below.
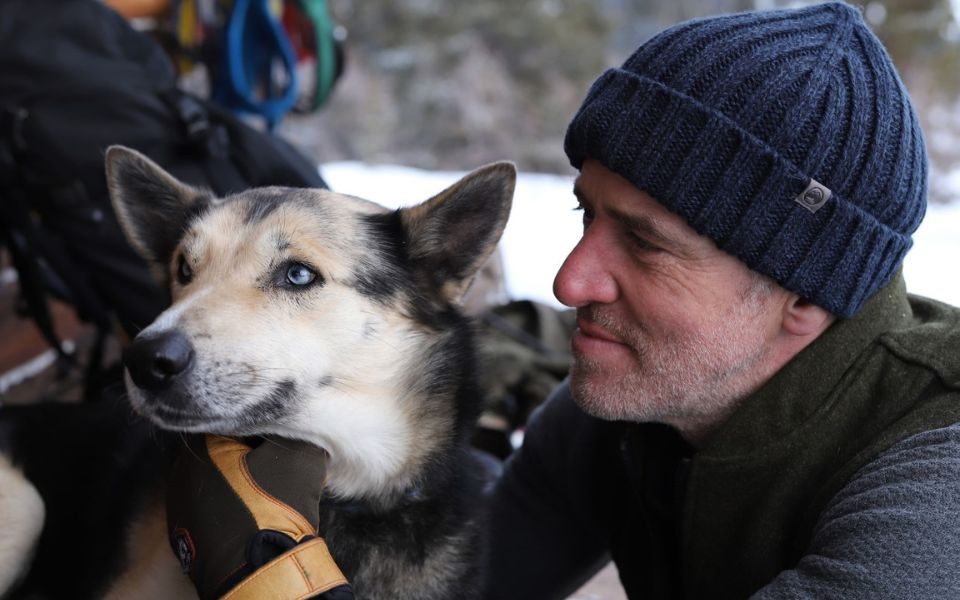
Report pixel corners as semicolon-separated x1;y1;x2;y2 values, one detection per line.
286;263;317;286
177;255;193;285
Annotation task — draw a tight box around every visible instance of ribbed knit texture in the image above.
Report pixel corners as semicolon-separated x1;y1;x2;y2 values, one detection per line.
564;2;928;318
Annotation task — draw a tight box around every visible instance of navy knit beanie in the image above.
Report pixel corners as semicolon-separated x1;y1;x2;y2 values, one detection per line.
564;2;927;318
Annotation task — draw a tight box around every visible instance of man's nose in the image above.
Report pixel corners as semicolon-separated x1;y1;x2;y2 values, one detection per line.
553;230;618;308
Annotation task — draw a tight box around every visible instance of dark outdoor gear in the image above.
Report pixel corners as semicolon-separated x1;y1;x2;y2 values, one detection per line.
473;300;575;459
167;435;352;600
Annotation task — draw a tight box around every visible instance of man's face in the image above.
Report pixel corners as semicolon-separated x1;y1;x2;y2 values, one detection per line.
553;160;786;434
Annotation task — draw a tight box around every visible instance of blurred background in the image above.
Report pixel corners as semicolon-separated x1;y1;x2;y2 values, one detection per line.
1;3;958;597
282;0;960;203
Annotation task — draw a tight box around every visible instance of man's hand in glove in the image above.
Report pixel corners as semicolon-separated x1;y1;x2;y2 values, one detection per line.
166;434;352;600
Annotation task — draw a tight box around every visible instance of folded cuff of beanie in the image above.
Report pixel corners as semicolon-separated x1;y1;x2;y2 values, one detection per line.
563;68;911;318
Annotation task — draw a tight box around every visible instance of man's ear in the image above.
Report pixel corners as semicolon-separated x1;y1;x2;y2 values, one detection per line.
399;162;515;304
781;294;835;337
105;145;211;266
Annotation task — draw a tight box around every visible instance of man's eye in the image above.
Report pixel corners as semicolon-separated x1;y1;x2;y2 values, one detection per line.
627;232;661;253
286;263;317;286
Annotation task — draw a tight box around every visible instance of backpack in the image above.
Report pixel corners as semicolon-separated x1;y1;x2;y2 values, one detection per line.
0;0;327;399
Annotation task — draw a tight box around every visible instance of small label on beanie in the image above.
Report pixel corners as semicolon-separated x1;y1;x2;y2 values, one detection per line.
794;179;832;213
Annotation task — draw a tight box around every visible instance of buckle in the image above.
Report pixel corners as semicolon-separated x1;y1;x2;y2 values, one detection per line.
172;95;211;144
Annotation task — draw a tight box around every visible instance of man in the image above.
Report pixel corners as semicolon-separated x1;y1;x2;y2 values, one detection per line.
482;2;960;598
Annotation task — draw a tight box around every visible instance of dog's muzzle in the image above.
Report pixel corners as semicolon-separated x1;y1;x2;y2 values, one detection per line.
124;329;195;391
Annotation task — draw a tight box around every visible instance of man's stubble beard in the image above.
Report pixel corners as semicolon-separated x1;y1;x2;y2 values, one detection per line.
570;280;774;428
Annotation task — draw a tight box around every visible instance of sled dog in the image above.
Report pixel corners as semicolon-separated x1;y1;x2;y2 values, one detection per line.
0;146;515;599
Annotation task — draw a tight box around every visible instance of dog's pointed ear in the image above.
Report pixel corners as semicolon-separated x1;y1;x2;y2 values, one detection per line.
400;161;515;303
105;145;210;265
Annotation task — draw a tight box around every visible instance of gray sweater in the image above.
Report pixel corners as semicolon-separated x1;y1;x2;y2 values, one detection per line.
755;422;960;598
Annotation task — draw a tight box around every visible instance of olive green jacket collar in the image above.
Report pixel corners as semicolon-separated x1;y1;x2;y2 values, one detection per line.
702;270;913;458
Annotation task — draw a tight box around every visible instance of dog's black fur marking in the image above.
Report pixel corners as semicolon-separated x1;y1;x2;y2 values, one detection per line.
353;211;408;302
256;379;297;421
355;210;477;334
243;189;290;224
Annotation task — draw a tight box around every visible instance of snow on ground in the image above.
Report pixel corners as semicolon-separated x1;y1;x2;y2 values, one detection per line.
321;162;960;310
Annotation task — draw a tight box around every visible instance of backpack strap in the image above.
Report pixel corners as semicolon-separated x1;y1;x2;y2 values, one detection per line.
162;90;250;195
1;105;116;398
0;107;73;364
163;88;327;193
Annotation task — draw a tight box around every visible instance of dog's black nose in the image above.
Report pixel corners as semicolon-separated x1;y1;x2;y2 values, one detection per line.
123;330;195;390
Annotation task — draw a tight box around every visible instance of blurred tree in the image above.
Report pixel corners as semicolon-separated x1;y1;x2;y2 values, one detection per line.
282;0;611;172
859;0;960;202
281;0;959;203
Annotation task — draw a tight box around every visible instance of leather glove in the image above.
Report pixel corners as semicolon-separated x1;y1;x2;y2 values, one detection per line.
166;434;352;600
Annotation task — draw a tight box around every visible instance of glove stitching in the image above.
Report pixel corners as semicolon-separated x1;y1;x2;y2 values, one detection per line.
221;539;347;599
289;541;349;598
291;552;312;595
215;560;253;597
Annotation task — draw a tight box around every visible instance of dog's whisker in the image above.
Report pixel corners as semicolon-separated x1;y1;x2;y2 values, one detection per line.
261;436;297;452
213;366;301;378
178;432;205;463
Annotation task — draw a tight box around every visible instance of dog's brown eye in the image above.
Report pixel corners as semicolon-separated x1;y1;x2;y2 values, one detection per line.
286;263;317;286
177;255;193;285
